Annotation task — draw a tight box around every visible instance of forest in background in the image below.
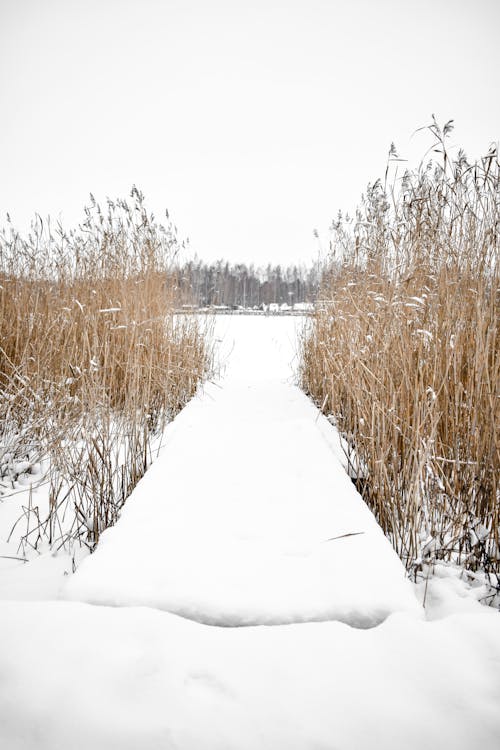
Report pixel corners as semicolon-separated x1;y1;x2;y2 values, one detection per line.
174;259;320;308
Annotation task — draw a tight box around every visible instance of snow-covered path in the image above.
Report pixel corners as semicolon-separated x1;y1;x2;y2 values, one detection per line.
65;315;419;627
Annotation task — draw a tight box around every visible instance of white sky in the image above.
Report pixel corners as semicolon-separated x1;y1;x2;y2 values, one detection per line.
1;0;499;266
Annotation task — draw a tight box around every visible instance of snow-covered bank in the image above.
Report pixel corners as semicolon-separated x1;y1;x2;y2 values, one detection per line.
0;600;499;750
64;316;419;627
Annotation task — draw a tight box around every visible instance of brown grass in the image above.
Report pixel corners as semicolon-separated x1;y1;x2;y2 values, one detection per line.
1;189;211;552
301;120;499;583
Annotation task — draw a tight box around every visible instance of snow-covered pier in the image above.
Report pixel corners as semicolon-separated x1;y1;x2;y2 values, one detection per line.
65;315;419;627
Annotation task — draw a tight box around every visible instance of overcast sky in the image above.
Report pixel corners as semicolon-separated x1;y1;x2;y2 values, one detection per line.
1;0;499;265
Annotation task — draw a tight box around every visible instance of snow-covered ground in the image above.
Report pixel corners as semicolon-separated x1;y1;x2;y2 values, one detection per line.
1;315;499;749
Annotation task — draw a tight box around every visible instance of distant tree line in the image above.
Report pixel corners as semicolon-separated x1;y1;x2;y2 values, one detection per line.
174;259;320;308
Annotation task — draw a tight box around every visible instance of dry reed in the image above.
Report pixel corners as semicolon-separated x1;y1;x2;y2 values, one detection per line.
1;188;211;552
301;119;499;586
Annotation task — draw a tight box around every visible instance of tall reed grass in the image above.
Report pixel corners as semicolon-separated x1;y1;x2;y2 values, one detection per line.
302;119;499;584
1;188;210;553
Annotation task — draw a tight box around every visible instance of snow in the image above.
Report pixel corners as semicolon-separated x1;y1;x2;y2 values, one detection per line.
0;461;87;601
1;314;499;749
0;601;499;750
0;547;72;601
64;316;420;627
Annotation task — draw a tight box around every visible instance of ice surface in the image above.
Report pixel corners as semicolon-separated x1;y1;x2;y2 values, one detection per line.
65;316;420;626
